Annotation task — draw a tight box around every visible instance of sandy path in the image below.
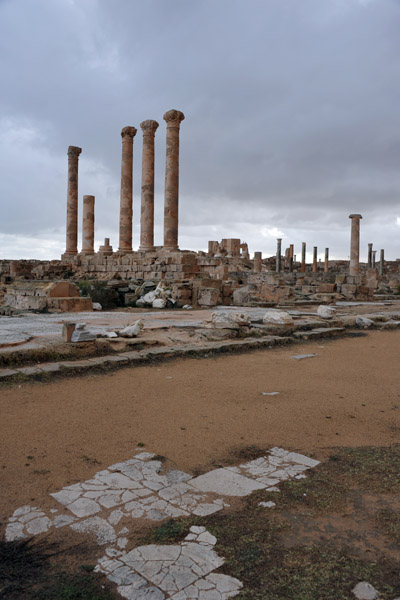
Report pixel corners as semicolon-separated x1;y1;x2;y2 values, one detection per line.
1;330;400;521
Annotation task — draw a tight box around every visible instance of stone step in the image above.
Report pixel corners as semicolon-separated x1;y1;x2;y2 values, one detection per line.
293;327;345;340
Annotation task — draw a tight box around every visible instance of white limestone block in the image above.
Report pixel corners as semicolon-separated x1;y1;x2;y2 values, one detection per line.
352;582;379;600
317;305;336;319
119;320;144;338
356;316;374;329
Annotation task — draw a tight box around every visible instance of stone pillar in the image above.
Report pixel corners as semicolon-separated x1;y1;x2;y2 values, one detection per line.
10;261;18;277
98;238;113;256
163;109;185;250
349;214;362;276
81;195;95;255
289;244;294;258
289;257;293;272
254;252;262;273
118;126;137;253
301;242;306;272
65;145;82;256
372;250;377;269
379;249;384;276
139;120;159;251
313;247;318;273
324;248;329;273
368;243;373;269
276;239;282;273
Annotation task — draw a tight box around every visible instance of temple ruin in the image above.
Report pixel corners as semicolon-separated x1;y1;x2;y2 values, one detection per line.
1;109;400;312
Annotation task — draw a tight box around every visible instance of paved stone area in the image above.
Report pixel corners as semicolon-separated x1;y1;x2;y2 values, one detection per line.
5;447;319;599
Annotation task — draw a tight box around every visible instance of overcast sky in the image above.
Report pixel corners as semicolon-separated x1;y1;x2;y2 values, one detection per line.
1;0;400;262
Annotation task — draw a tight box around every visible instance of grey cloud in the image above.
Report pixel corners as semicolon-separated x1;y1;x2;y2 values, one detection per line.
1;0;400;259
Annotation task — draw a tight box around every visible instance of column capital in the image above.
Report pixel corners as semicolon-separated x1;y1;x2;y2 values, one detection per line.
163;109;185;126
121;126;137;139
349;213;362;219
140;120;159;135
68;146;82;159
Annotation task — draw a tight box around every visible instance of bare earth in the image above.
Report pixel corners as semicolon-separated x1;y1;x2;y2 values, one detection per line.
1;329;400;525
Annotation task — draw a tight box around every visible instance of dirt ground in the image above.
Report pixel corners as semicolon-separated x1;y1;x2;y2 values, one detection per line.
1;329;400;525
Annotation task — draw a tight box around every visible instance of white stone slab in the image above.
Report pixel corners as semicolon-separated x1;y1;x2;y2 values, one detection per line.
67;497;101;517
70;516;117;545
190;468;266;496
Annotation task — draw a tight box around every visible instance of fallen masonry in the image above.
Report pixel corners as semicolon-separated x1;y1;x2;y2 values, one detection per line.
5;447;319;599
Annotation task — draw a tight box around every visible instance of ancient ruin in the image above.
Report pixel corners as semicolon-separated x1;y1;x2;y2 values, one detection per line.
1;109;399;315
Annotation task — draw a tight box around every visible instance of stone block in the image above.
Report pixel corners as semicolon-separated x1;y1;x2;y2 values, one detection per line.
197;288;220;307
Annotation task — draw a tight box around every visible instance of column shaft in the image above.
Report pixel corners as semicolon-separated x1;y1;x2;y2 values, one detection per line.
379;249;385;276
163;109;185;250
324;248;329;273
65;146;82;255
313;247;318;273
81;195;95;254
140;120;159;251
349;214;362;276
276;239;282;273
368;243;373;269
301;242;306;272
253;252;262;273
118;126;137;253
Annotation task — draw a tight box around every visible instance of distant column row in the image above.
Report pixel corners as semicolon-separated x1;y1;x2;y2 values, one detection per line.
63;109;184;257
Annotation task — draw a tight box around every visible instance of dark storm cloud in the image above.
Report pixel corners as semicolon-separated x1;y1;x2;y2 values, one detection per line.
1;0;400;260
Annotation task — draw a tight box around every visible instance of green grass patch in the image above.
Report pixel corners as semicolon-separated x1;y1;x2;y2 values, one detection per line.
0;539;117;600
377;509;400;545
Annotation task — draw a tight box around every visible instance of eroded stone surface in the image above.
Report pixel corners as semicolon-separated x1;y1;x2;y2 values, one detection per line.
5;447;320;599
96;526;242;600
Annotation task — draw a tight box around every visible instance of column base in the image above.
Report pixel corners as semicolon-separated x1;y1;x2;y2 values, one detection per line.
61;252;78;260
139;246;155;252
116;248;134;255
162;246;179;252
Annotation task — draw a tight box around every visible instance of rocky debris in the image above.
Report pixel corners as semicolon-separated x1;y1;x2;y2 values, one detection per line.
119;320;144;338
70;323;96;342
93;302;102;311
135;283;176;309
203;311;251;330
356;316;374;329
352;582;379;600
152;298;166;309
182;304;192;310
317;305;336;319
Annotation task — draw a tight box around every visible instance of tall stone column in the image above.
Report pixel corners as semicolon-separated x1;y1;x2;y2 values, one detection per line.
163;109;185;250
324;248;329;273
276;239;282;273
254;252;262;273
349;214;362;276
65;146;82;256
118;126;137;253
81;195;95;255
368;243;373;269
139;120;159;251
301;242;306;272
289;244;294;258
372;250;377;269
379;249;385;276
313;247;318;273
